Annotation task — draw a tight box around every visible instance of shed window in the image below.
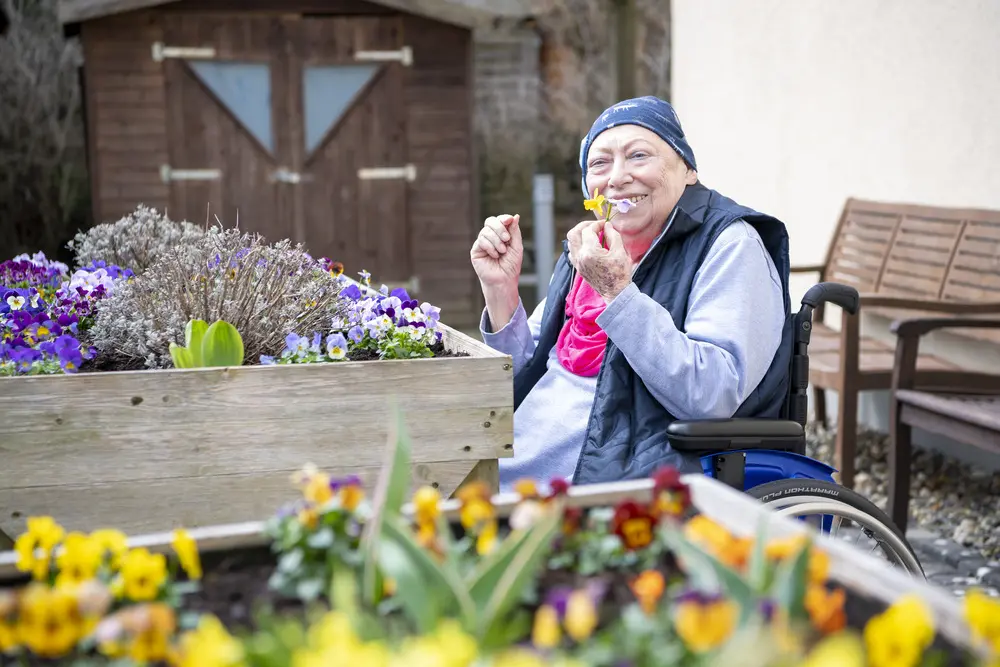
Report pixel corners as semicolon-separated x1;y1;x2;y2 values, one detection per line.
189;61;274;153
303;65;379;154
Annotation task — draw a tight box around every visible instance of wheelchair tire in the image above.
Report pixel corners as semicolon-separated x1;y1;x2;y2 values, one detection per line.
746;478;924;577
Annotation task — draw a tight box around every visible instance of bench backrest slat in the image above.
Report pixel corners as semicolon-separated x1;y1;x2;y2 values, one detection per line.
825;199;1000;346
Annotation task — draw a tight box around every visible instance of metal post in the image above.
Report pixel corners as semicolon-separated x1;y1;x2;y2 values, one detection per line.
532;173;555;304
614;0;637;100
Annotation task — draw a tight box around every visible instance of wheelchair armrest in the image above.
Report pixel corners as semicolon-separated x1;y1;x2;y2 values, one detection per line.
666;418;804;453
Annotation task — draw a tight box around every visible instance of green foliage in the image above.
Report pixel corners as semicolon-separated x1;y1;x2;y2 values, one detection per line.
169;319;244;368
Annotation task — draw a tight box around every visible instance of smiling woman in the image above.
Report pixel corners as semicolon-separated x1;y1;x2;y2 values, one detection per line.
470;95;792;493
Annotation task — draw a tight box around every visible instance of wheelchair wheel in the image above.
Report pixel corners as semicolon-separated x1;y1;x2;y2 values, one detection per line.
747;479;925;578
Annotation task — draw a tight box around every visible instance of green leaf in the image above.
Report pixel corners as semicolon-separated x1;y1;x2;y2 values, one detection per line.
185;319;209;366
769;536;812;621
465;525;533;610
296;577;325;602
376;515;474;633
201;319;244;367
361;403;413;605
169;342;193;369
478;506;562;642
747;519;771;593
307;527;335;549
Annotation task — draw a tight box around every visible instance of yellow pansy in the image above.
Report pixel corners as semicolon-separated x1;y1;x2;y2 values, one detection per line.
119;548;168;601
765;534;830;584
805;583;847;635
14;515;65;581
964;589;1000;658
531;604;561;649
89;528;129;570
55;532;104;587
172;528;203;580
800;631;866;667
16;582;83;658
674;592;738;653
564;590;598;641
863;594;935;667
630;570;665;615
174;614;246;667
413;486;441;549
456;481;498;556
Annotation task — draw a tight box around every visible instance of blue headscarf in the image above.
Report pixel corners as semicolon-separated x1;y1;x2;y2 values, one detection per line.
579;96;697;197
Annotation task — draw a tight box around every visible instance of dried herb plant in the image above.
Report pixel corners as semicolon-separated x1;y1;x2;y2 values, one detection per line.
89;227;348;368
67;204;206;275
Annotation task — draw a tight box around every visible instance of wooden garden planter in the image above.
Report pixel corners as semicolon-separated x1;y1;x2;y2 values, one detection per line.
0;323;512;539
0;473;981;658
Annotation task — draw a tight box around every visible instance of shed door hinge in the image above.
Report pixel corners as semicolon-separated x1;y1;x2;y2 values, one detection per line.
354;46;412;67
152;41;217;62
357;164;417;182
160;165;221;183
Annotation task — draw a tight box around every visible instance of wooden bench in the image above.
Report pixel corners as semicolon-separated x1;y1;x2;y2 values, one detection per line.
798;199;1000;488
888;317;1000;531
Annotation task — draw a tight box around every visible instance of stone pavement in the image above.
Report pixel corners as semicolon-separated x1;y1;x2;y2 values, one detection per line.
832;525;1000;598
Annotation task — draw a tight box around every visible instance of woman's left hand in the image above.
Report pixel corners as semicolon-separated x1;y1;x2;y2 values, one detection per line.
573;219;633;303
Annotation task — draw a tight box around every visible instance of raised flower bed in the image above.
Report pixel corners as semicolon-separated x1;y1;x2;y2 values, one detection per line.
0;417;995;667
0;207;512;539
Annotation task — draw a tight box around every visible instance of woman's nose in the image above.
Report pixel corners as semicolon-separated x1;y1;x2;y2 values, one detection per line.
607;157;631;189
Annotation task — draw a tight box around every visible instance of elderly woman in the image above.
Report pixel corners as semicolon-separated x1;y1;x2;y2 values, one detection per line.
472;96;791;491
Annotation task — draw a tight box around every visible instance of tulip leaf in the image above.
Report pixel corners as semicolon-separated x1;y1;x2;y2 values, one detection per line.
169;342;194;369
376;514;474;633
465;524;533;610
185;319;208;367
769;536;812;622
478;506;562;642
201;320;244;367
361;402;413;606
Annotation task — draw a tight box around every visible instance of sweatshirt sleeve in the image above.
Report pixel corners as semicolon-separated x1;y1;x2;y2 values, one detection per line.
479;297;547;374
595;221;785;420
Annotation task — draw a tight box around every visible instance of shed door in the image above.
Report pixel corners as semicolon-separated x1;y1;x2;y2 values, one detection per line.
291;17;413;294
161;16;292;243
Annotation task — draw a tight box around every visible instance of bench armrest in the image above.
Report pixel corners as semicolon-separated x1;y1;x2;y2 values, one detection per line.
790;264;825;274
858;294;1000;315
889;317;1000;392
666;418;804;453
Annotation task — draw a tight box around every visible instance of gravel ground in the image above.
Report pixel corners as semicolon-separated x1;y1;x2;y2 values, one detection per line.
805;424;1000;560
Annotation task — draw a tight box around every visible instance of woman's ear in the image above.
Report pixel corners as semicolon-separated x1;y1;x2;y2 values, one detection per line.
685;168;698;185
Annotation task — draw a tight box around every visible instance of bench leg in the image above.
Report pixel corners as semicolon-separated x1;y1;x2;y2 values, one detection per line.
812;386;827;427
834;387;857;489
887;402;912;533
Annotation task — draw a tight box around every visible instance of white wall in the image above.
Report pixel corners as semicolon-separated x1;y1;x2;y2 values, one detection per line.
670;0;1000;468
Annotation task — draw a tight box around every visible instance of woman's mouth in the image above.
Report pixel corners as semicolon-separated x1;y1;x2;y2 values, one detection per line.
623;194;647;204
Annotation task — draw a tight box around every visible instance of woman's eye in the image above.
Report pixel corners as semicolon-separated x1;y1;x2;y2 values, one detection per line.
629;152;647;159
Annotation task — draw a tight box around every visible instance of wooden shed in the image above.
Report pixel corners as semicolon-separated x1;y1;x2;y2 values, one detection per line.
59;0;526;328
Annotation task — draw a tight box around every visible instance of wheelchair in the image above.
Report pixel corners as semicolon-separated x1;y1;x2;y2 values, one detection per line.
665;282;925;578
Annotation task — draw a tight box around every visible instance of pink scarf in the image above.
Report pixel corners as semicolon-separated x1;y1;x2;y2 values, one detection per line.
556;273;608;376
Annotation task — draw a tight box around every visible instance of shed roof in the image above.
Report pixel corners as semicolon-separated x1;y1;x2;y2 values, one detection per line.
57;0;532;29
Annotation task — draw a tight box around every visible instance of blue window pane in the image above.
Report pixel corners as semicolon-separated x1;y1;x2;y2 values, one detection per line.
190;61;273;153
303;65;379;154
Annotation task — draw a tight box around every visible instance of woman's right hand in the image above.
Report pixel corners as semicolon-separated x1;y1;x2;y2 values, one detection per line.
471;213;523;288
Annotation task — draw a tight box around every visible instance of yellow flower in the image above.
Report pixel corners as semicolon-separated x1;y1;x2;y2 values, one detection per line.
304;472;334;506
583;189;607;215
126;603;177;664
337;478;364;511
964;589;1000;655
863;594;935;667
805;583;847;635
682;515;752;571
55;532;104;587
16;582;83;658
564;590;598;641
800;631;866;667
513;479;539;499
172;529;203;580
674;593;738;653
173;614;246;667
307;610;360;652
90;528;129;570
14;515;65;581
531;604;561;649
298;507;319;530
456;482;498;555
0;591;18;653
629;570;665;615
413;486;441;549
119;548;168;601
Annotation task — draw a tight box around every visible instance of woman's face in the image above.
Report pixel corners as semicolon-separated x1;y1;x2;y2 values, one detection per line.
584;125;697;244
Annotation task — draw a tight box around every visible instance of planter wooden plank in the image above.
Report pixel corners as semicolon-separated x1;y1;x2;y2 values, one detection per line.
0;323;513;535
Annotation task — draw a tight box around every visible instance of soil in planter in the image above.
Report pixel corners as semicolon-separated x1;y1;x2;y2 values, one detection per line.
78;341;469;373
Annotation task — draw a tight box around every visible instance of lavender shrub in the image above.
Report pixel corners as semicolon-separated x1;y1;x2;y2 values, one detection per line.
89;227;349;368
